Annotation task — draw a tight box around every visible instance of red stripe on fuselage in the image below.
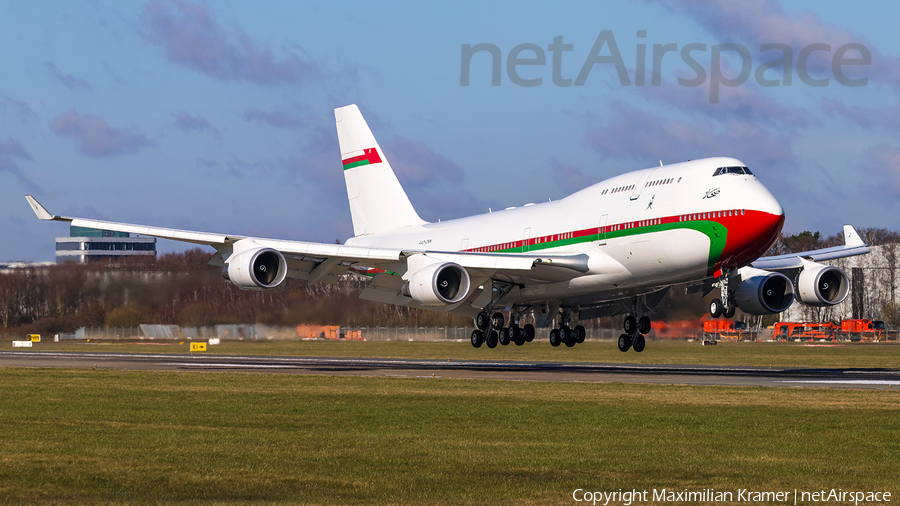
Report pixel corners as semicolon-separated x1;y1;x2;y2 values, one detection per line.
463;209;784;269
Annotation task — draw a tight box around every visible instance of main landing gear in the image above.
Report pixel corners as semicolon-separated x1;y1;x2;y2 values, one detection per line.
618;314;651;353
471;308;582;349
548;308;585;348
471;311;535;349
547;325;586;348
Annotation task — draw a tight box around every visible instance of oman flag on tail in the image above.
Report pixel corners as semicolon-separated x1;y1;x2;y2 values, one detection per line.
342;148;382;170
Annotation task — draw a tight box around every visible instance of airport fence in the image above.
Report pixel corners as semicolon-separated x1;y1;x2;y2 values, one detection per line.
345;326;622;341
3;325;631;342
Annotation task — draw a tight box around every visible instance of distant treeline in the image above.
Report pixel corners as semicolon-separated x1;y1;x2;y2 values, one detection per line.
0;249;470;336
765;227;899;256
2;228;897;336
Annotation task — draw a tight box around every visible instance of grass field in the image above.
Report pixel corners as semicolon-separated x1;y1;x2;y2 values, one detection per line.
0;368;898;505
15;338;900;369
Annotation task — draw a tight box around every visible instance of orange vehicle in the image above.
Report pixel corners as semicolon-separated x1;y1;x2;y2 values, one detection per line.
296;325;341;340
296;325;364;340
773;321;837;341
702;319;749;341
835;319;887;341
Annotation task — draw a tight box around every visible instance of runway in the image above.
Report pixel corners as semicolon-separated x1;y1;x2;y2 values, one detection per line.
2;350;899;389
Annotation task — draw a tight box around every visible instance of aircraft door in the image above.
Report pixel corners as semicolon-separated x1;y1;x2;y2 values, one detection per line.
630;170;656;201
522;228;532;252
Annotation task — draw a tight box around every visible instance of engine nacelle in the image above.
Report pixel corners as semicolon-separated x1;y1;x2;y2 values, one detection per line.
795;260;849;306
403;261;471;306
223;243;287;290
733;267;795;315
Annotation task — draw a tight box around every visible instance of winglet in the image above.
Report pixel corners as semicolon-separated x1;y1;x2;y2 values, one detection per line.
25;195;68;222
843;225;865;248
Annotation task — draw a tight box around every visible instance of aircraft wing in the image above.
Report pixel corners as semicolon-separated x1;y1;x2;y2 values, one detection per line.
26;195;589;286
749;225;869;271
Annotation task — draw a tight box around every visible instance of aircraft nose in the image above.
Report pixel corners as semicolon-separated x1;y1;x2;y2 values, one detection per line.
753;184;784;218
718;205;785;269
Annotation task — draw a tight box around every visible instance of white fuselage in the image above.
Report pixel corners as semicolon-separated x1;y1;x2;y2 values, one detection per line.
347;157;785;306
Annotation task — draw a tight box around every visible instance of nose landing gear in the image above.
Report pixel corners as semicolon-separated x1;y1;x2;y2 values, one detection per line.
709;270;737;319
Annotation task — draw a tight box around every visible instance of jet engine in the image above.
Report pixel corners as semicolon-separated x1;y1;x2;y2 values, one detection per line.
223;242;287;290
403;261;471;306
732;267;795;315
795;260;850;306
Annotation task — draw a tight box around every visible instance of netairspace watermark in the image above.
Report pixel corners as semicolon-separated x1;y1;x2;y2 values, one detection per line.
460;31;871;103
572;488;891;505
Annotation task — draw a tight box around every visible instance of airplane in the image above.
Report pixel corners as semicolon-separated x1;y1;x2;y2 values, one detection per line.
26;104;870;352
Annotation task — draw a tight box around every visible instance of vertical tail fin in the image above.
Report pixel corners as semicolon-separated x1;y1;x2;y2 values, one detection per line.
335;104;426;236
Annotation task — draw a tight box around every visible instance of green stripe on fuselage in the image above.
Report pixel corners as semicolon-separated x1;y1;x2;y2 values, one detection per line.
494;221;727;272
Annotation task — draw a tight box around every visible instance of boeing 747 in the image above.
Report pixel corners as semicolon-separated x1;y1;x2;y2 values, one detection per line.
26;105;869;352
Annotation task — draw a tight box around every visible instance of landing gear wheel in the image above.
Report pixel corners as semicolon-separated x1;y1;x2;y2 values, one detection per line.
723;302;736;319
510;324;525;346
575;325;586;343
624;315;637;334
498;328;510;346
475;312;490;331
470;329;484;348
524;324;535;342
618;333;632;352
563;326;576;347
486;330;499;348
709;298;723;318
549;329;561;347
638;316;651;335
632;334;646;352
491;312;505;330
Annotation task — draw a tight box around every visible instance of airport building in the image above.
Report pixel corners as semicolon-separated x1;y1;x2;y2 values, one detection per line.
55;226;156;263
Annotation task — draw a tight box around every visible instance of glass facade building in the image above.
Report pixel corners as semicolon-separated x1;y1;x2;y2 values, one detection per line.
56;226;156;262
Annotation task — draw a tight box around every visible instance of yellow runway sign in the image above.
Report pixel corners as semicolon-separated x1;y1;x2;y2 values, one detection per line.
190;342;207;352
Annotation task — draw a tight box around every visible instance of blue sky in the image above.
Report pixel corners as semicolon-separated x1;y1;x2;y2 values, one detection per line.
2;0;898;261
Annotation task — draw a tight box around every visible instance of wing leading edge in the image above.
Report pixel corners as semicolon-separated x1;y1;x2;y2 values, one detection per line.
750;225;870;271
25;195;591;286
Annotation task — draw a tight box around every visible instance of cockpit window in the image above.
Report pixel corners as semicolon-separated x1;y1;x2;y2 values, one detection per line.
713;166;753;176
